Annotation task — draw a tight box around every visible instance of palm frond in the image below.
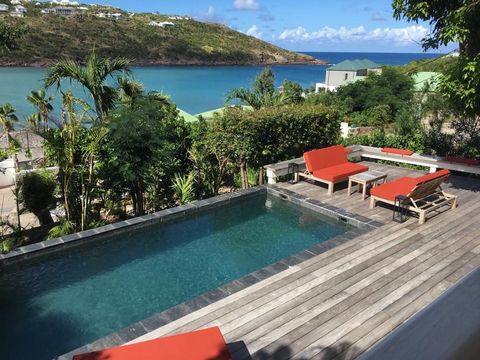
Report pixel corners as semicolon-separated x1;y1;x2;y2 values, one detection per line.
44;60;89;90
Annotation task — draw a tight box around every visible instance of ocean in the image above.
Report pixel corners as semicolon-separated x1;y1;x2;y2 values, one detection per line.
0;52;441;122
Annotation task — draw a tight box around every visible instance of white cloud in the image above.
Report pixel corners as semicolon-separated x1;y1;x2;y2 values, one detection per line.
246;25;263;39
279;25;428;46
233;0;260;11
205;5;216;18
198;5;224;23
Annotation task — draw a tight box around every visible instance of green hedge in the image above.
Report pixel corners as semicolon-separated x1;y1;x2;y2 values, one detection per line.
211;104;342;167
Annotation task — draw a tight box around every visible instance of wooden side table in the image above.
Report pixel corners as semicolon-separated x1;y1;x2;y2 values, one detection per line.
348;170;388;200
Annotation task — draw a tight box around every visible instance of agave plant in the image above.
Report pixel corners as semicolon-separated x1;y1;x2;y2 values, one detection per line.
171;173;196;205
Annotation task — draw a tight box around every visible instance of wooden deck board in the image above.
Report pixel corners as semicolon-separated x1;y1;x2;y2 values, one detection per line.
132;162;480;359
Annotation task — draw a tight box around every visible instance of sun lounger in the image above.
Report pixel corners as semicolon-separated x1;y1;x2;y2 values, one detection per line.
301;145;369;195
72;327;232;360
370;169;457;224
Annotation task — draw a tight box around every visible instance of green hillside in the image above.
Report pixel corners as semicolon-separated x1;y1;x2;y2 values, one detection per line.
0;2;321;66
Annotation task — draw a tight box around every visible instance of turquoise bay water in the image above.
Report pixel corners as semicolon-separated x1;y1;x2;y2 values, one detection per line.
0;194;348;359
0;52;441;121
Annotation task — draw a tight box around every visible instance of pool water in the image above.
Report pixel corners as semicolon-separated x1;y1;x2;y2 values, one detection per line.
0;193;348;359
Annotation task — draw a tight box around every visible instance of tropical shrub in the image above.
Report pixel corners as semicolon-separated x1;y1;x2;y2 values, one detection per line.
98;93;189;215
342;130;425;154
203;104;342;188
18;170;57;226
336;67;415;118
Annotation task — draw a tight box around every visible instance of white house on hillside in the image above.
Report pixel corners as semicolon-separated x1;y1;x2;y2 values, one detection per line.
14;4;26;12
0;4;9;12
10;0;22;5
148;21;175;27
316;59;382;92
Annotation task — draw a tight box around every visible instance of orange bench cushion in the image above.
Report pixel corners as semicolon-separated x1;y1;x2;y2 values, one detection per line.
304;145;348;172
445;156;480;166
370;177;417;202
72;327;232;360
313;162;369;183
382;148;414;156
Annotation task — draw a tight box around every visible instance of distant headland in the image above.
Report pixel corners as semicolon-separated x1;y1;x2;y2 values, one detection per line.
0;1;326;67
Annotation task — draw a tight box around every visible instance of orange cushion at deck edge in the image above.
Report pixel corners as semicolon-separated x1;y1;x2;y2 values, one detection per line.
381;148;414;156
73;327;232;360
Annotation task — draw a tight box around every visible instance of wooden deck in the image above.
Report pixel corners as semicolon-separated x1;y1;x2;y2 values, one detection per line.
131;162;480;359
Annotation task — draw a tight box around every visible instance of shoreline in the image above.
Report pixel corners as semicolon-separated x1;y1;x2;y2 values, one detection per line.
0;59;327;68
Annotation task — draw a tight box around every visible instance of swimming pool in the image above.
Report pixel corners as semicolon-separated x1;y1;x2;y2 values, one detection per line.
0;192;348;359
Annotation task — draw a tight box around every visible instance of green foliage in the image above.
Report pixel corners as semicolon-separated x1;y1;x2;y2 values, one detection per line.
26;89;54;131
189;119;226;198
47;220;75;240
402;56;457;74
226;67;304;109
0;103;19;157
336;67;415;118
99;93;188;215
394;104;420;137
343;130;425;154
18;171;57;226
171;173;195;205
0;20;26;53
348;105;392;129
44;50;131;117
1;237;18;253
392;1;479;55
203;104;341;188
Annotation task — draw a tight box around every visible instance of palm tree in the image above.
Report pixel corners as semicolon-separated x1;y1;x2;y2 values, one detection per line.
26;89;54;131
0;103;18;148
43;50;131;118
226;67;276;110
226;67;303;109
117;75;144;105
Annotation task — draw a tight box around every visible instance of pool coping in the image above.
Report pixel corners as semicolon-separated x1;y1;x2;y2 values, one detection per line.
52;185;383;360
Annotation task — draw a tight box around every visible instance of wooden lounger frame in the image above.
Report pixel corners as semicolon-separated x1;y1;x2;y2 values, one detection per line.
298;172;337;195
370;175;457;224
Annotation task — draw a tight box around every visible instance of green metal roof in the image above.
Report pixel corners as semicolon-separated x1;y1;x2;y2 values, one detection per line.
328;59;381;71
412;72;440;92
177;108;198;123
195;105;253;119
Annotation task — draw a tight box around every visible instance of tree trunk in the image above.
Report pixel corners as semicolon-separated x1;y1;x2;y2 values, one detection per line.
130;190;137;216
259;166;264;185
240;161;248;189
35;209;54;226
136;183;145;216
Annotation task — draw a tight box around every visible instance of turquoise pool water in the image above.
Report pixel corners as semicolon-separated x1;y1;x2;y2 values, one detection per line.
0;193;348;359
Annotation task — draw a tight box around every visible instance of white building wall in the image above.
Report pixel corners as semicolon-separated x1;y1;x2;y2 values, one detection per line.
326;70;357;87
0;159;16;188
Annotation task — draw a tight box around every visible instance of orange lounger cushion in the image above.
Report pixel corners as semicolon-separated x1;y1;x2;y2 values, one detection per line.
72;327;232;360
382;148;414;156
415;169;450;185
370;177;418;202
313;162;369;183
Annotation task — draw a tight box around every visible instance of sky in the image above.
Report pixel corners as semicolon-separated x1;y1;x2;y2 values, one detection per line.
89;0;457;53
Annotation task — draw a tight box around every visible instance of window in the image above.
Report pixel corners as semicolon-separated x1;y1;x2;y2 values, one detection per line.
344;73;348;81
